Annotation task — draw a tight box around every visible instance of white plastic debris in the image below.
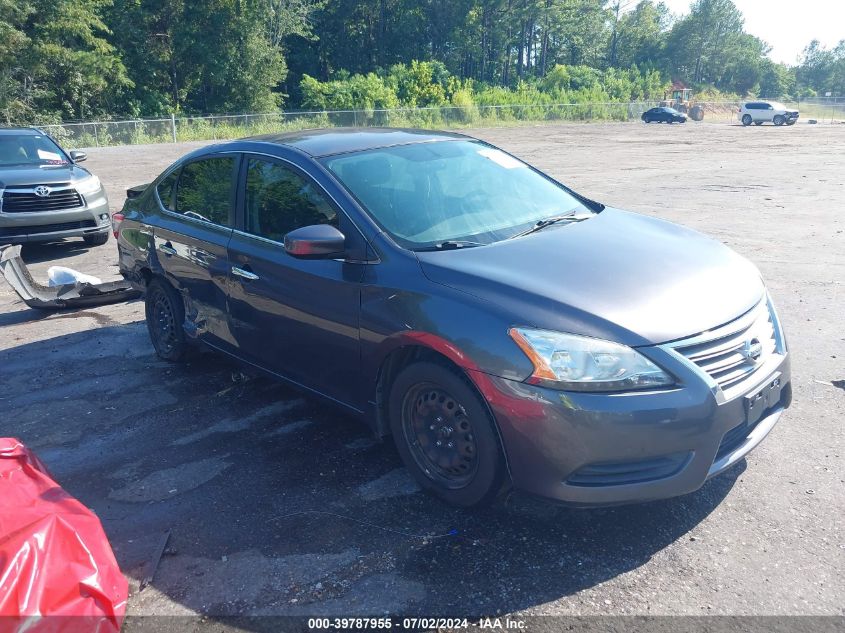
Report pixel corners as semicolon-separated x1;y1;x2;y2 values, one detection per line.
47;266;103;287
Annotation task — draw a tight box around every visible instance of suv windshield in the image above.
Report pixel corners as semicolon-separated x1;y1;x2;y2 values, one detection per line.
0;133;69;167
323;140;590;249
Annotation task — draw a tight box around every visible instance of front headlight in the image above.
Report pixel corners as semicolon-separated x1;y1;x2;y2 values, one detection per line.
509;328;674;392
76;176;102;196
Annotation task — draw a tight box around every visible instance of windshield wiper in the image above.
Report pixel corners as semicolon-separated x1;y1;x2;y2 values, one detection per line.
509;213;591;239
418;240;486;252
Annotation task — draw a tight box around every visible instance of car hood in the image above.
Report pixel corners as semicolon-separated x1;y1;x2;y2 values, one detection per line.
416;208;764;346
0;164;91;188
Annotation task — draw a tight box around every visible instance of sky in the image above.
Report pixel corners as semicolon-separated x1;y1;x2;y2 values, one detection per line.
656;0;844;65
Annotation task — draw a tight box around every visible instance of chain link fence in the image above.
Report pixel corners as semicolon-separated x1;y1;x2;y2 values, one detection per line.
35;98;843;148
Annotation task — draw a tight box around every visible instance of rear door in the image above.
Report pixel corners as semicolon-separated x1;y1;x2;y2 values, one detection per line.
226;154;366;408
153;154;238;350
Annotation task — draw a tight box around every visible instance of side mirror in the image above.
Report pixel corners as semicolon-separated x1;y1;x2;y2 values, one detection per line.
284;224;346;258
69;150;87;162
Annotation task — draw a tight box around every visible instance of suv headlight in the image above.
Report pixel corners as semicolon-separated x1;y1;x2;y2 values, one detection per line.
509;327;674;392
76;176;102;196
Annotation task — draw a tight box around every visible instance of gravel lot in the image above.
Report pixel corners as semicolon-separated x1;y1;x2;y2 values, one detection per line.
1;122;843;627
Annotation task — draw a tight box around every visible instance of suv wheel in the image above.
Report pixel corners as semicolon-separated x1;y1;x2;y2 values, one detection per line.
83;232;109;246
773;115;785;126
741;114;752;126
389;362;506;507
145;278;189;361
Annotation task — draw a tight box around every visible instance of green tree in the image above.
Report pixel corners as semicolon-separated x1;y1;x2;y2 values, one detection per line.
666;0;745;88
611;1;670;69
0;0;34;123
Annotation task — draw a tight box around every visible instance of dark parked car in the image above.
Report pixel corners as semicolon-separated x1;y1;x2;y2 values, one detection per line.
0;127;110;245
117;128;791;507
641;107;687;124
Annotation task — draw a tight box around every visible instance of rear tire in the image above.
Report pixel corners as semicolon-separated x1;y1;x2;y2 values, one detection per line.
742;114;752;126
388;362;506;507
773;115;785;126
145;278;189;362
83;232;109;246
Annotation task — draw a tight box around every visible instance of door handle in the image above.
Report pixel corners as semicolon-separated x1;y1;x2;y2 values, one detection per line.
231;266;259;281
159;243;177;256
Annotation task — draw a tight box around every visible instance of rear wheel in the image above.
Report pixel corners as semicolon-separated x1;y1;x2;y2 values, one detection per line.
742;114;752;126
83;232;109;246
389;362;506;507
773;115;785;126
145;278;189;362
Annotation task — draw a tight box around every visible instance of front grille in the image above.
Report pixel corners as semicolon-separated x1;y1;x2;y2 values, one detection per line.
1;187;84;213
673;302;777;390
0;219;96;237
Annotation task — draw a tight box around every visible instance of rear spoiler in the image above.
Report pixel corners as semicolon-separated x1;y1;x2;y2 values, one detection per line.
0;244;140;310
126;183;150;199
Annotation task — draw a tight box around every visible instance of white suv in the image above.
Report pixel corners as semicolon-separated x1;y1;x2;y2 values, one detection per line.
739;101;799;126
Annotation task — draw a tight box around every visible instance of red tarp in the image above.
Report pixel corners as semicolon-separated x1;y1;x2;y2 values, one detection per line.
0;438;128;632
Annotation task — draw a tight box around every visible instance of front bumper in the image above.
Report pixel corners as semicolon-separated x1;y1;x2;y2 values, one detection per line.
0;191;110;243
476;350;791;507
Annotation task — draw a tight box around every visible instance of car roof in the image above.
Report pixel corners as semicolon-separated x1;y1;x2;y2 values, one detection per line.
244;127;470;158
0;127;44;136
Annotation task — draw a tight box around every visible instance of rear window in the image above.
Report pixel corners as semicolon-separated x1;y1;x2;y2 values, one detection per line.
174;157;236;227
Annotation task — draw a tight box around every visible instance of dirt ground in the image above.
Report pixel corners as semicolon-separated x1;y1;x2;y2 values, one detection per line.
1;122;843;628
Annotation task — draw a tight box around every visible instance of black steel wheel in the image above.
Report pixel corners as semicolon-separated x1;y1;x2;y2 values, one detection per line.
389;362;506;507
145;278;188;361
402;383;479;488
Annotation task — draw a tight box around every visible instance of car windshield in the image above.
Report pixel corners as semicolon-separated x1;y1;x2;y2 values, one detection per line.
0;134;69;167
323;140;590;249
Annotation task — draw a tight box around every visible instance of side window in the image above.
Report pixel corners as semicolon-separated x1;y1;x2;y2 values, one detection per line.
175;157;236;226
244;158;337;242
156;170;179;211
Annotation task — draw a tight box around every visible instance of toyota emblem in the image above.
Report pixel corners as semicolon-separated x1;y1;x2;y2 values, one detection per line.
34;186;51;197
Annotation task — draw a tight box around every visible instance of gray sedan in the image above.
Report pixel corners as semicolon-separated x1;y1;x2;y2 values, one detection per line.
117;128;791;507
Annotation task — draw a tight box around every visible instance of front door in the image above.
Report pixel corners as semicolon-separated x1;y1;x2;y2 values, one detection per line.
226;155;364;409
153;155;238;349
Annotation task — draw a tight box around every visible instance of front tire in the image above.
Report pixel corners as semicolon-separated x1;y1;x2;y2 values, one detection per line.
145;278;189;362
774;115;785;126
388;362;506;507
742;114;752;126
83;232;109;246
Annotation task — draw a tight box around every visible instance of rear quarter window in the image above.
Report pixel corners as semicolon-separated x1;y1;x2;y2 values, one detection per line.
156;170;179;211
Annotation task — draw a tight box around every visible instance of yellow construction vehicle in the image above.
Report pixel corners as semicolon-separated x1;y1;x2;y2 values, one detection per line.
661;81;705;121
